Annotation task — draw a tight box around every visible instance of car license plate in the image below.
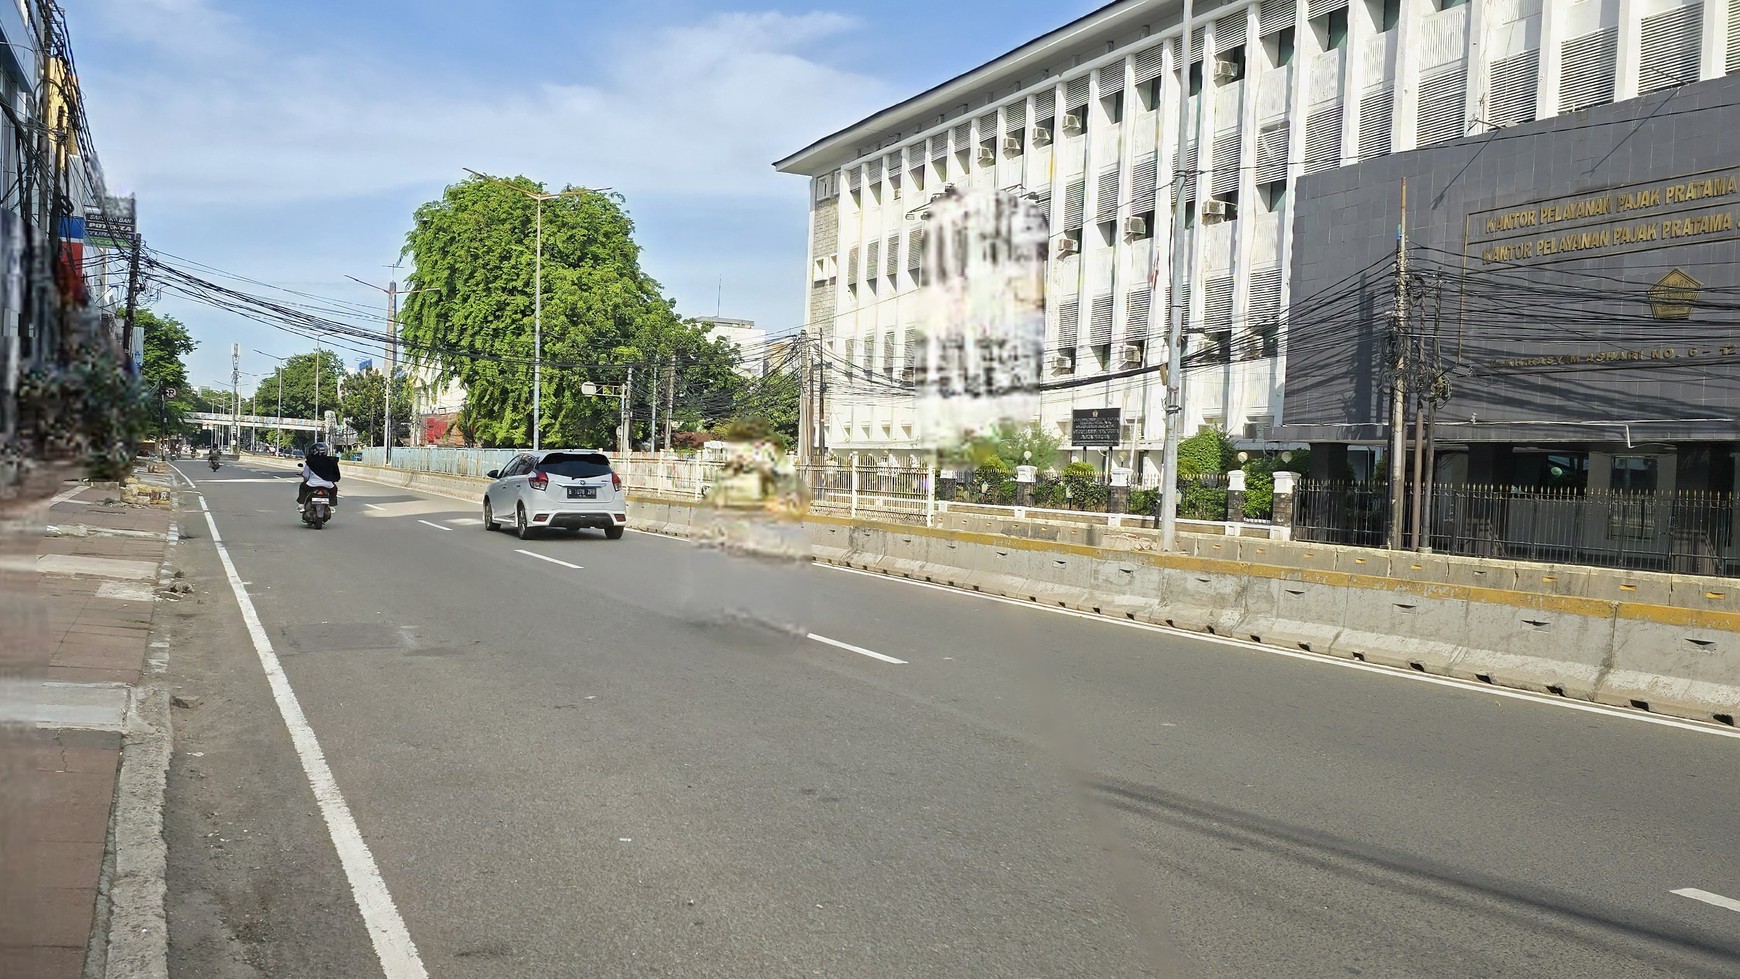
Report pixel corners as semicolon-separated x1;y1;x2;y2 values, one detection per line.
567;486;597;500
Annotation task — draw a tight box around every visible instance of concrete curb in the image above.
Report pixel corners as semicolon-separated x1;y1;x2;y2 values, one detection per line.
91;517;179;979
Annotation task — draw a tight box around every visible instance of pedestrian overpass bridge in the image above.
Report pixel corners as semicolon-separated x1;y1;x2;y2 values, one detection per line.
188;412;325;432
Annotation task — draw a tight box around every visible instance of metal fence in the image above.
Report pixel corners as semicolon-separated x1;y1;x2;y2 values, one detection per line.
1294;481;1740;575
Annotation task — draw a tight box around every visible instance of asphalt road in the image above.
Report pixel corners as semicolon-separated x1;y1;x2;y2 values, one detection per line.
162;459;1740;978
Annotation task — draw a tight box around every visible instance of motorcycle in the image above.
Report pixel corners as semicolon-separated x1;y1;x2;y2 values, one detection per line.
301;487;333;529
208;456;221;471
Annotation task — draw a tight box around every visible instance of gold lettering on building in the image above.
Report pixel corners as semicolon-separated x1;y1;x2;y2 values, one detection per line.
1617;188;1660;211
1481;240;1534;264
1484;209;1537;235
1664;176;1738;204
1612;222;1659;245
1661;212;1735;239
1537;195;1611;226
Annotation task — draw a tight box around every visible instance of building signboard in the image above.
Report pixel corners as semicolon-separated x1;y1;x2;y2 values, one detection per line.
1071;407;1121;447
1281;73;1740;445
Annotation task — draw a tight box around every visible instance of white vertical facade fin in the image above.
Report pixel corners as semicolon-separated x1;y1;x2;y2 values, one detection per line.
1392;0;1424;152
1538;0;1567;118
1617;0;1644;101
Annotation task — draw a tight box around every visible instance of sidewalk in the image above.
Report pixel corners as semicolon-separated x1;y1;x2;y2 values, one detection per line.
1;470;178;979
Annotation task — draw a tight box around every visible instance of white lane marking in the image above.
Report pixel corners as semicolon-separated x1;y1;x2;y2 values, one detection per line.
807;632;907;665
448;517;483;526
364;503;386;511
415;519;452;532
515;548;582;570
818;563;1740;742
1672;888;1740;914
195;495;428;977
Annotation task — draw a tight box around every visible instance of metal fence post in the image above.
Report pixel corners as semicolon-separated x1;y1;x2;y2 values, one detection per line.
924;456;936;528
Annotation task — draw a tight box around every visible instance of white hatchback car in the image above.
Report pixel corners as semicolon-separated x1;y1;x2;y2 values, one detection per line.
482;450;626;540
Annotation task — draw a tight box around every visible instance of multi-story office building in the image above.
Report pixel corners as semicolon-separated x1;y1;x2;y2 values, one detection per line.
777;0;1740;479
695;316;768;378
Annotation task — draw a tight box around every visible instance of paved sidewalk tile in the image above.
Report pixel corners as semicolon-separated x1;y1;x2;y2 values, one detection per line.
0;478;174;978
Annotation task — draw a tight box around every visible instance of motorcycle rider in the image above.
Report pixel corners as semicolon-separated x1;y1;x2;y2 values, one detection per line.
207;444;221;469
297;442;342;511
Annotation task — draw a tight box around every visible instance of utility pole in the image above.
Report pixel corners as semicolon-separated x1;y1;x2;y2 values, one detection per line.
648;358;657;454
230;344;240;453
1159;0;1195;553
796;331;811;465
348;274;429;461
121;217;142;370
1386;178;1409;551
618;366;632;456
664;353;676;450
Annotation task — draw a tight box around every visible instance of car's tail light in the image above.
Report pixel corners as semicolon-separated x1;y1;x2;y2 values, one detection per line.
611;472;622;492
528;470;549;491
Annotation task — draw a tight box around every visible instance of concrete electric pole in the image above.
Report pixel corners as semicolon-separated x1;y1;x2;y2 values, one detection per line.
1159;0;1195;553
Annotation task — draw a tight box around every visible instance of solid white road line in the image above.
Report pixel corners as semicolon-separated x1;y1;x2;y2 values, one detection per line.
817;563;1740;742
515;548;582;570
415;519;452;532
807;632;907;665
196;496;428;978
1672;888;1740;914
364;503;386;511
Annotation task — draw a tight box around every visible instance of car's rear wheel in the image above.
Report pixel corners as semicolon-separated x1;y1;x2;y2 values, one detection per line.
604;525;625;540
483;499;499;531
516;504;533;540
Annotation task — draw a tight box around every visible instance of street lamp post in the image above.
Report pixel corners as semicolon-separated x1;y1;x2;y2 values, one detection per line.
463;168;609;451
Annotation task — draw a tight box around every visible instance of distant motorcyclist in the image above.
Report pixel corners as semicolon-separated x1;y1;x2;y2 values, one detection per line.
297;442;342;511
208;445;221;470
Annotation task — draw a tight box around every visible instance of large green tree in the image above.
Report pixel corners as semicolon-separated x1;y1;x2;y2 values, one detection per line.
398;175;741;448
339;369;414;447
138;309;196;437
250;349;344;426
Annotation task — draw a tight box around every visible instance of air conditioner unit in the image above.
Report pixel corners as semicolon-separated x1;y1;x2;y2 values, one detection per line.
1200;199;1229;222
1118;343;1144;366
1032;125;1053;147
1049;353;1076;373
1061;112;1084;136
976;145;997;167
1122;215;1148;240
1055;234;1080;256
1001;135;1023;156
1213;59;1242;84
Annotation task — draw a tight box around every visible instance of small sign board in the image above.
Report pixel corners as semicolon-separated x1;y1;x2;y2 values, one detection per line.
1071;407;1121;446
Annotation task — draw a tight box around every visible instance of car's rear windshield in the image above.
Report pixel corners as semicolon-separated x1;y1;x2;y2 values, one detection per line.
537;453;612;478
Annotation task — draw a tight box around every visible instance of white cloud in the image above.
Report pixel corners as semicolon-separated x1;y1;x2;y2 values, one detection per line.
79;1;894;208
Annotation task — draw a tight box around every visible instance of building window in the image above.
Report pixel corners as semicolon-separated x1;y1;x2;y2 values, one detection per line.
1611;456;1659;493
1207;190;1238;222
1102;89;1124;125
1189;61;1204;96
1317;8;1349;50
1129;209;1156;240
1216;48;1246;84
1184;200;1197;229
1272;27;1296;68
1260;179;1287;212
1437;0;1467;8
1374;0;1400;32
909;166;924;193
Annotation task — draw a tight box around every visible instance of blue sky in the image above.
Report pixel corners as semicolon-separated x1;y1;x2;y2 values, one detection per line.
66;0;1103;393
